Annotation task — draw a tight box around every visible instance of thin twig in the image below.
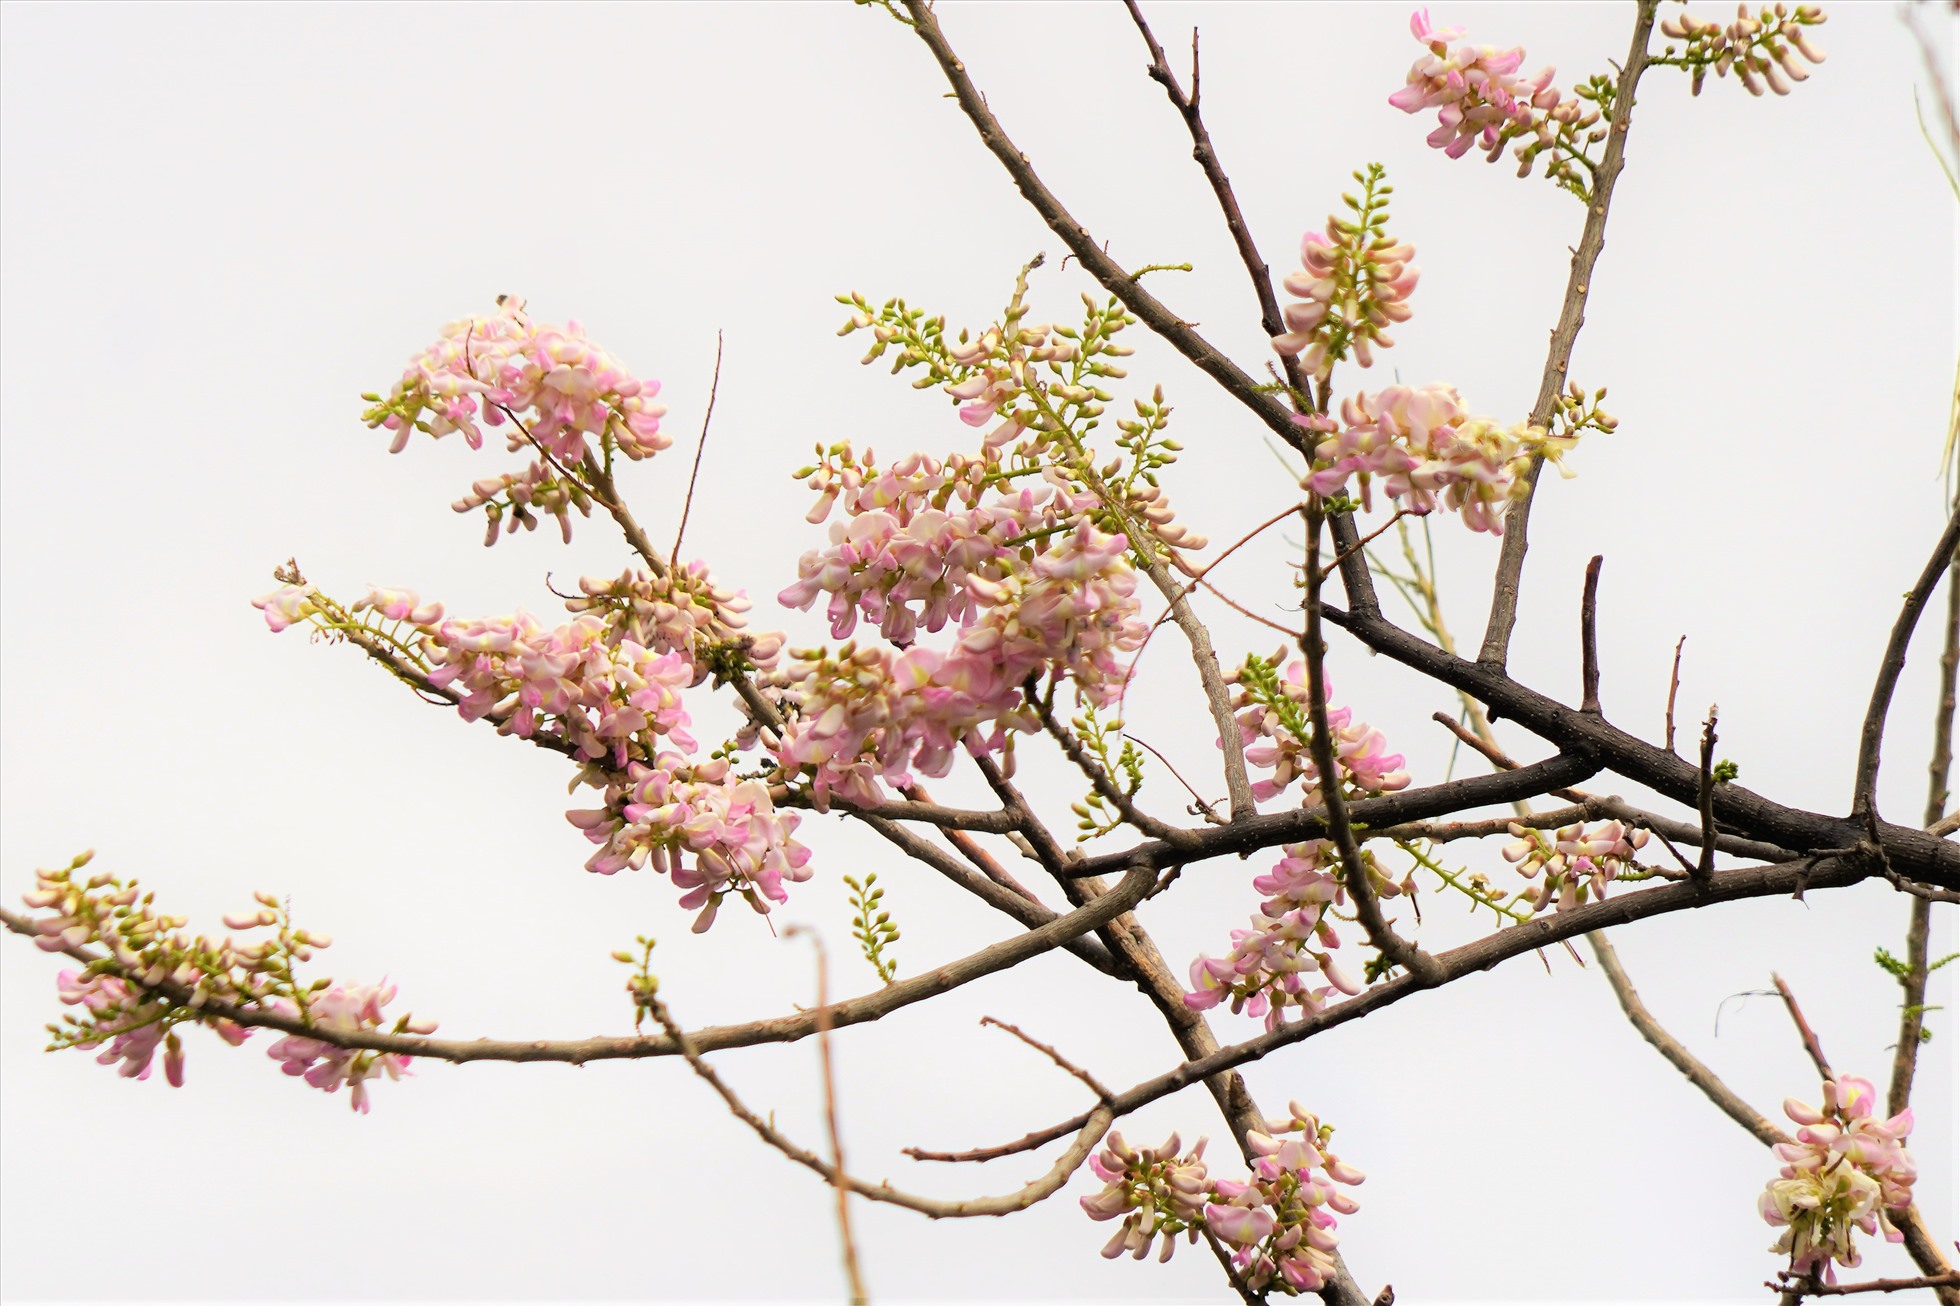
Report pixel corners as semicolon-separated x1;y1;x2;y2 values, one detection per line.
1479;0;1660;668
1664;635;1686;753
1853;504;1960;817
1303;500;1441;983
1890;510;1958;1119
646;994;1113;1219
1589;932;1787;1147
1579;555;1603;714
1770;1270;1960;1297
1770;973;1835;1082
669;330;724;570
977;1016;1115;1104
1696;706;1719;879
782;928;868;1305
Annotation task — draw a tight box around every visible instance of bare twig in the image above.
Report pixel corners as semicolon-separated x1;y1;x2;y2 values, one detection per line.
1889;509;1959;1119
669;330;724;570
645;994;1113;1219
1696;706;1720;879
1853;504;1960;817
1579;555;1603;714
1589;932;1787;1147
977;1016;1115;1104
1772;1270;1960;1298
1665;635;1687;753
1479;0;1660;668
1770;972;1834;1082
782;928;868;1304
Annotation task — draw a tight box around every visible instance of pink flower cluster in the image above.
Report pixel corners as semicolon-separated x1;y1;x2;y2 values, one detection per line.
56;970;233;1085
253;564;803;931
426;612;698;761
568;564;784;680
1500;820;1649;912
780;450;1083;645
364;297;669;466
1186;841;1367;1028
1207;1108;1365;1295
568;753;811;932
1761;1075;1917;1282
1300;384;1571;533
1081;1110;1364;1294
28;858;432;1110
1080;1131;1212;1262
451;458;594;547
940;322;1081;441
1661;5;1826;97
1271;221;1419;381
1387;10;1563;160
772;519;1145;808
1227;659;1412;806
265;982;433;1115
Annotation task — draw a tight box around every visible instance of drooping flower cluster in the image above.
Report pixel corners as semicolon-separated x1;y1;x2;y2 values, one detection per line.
252;562;803;930
1185;840;1369;1028
1270;166;1418;382
1388;10;1563;161
1227;656;1412;807
426;612;698;760
567;753;811;933
1080;1131;1213;1263
772;490;1149;807
360;297;669;546
1659;4;1827;97
1500;820;1649;912
26;852;433;1110
568;564;784;682
264;982;426;1115
1300;384;1574;533
1207;1108;1366;1294
1760;1075;1916;1283
1082;1110;1365;1295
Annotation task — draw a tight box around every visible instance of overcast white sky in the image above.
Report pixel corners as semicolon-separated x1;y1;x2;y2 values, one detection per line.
2;3;1954;1303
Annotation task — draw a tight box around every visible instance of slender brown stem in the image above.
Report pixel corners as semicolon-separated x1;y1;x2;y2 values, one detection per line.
1589;933;1787;1147
1479;0;1660;668
1854;504;1960;816
1579;555;1603;715
1664;635;1686;753
1889;511;1958;1119
1303;500;1441;982
1771;973;1834;1082
1696;706;1719;879
1770;1271;1960;1298
784;929;868;1304
645;994;1113;1219
669;330;723;569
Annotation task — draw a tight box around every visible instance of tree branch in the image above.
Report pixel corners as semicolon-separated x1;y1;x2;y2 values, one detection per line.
1;864;1158;1066
1478;0;1660;668
1853;503;1960;817
1588;931;1788;1147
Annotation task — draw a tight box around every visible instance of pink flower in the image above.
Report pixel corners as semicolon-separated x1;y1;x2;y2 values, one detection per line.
264;981;431;1114
1762;1072;1917;1281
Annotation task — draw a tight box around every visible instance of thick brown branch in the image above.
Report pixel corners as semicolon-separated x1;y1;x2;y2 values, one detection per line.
1479;1;1659;668
1319;602;1960;890
958;852;1888;1156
